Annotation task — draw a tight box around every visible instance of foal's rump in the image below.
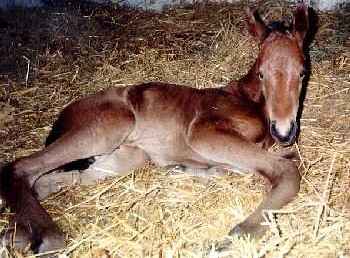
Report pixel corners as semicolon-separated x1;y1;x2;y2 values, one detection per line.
44;87;131;172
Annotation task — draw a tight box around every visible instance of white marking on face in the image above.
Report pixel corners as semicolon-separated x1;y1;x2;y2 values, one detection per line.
275;119;292;137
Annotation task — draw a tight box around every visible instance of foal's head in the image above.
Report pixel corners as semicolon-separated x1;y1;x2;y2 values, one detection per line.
247;4;309;145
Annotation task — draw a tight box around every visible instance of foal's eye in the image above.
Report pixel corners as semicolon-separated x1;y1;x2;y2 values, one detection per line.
258;72;264;80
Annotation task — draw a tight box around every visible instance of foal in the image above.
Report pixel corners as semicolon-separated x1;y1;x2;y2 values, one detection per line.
0;4;309;256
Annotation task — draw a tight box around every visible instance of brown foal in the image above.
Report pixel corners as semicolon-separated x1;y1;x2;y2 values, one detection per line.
0;3;309;256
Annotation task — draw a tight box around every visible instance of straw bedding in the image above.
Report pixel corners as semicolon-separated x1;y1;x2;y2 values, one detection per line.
0;1;349;257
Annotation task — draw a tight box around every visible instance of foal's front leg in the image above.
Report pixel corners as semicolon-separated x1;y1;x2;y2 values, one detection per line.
187;118;300;238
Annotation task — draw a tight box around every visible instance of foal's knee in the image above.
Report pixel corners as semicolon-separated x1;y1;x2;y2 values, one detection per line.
279;160;301;201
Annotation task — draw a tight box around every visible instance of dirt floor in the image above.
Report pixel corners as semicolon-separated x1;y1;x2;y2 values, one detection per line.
0;1;349;257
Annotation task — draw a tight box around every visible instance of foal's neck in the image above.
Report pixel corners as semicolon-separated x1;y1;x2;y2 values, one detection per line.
222;61;263;105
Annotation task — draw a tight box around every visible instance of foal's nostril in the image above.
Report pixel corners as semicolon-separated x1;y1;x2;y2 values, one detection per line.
270;120;278;136
270;120;298;145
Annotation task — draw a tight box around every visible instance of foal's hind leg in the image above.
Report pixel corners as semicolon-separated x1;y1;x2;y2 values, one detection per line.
81;145;149;184
33;145;149;200
1;100;136;254
188;118;300;239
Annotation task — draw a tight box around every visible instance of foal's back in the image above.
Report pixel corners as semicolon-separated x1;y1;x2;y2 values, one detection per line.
124;82;267;146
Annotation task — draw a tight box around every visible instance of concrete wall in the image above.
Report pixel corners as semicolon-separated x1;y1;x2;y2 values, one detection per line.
0;0;348;11
124;0;349;11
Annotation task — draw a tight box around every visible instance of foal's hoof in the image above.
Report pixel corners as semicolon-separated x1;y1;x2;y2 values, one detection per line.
205;224;266;258
229;223;267;239
36;233;65;257
1;226;65;258
1;226;32;252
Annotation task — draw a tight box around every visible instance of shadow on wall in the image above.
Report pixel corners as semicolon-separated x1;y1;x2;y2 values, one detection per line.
308;1;349;61
0;0;43;9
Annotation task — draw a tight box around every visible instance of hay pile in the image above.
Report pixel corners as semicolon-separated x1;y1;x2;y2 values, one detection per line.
0;1;349;257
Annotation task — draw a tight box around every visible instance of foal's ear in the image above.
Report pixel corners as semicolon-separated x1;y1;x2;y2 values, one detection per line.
246;7;268;42
293;3;309;49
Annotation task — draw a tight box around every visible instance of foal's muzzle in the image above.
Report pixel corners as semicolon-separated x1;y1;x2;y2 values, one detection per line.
270;120;298;146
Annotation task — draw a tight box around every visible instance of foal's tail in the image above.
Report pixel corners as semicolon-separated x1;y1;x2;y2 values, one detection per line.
0;163;64;254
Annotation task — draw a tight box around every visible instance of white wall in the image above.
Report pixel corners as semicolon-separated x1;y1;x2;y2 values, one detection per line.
305;0;348;10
